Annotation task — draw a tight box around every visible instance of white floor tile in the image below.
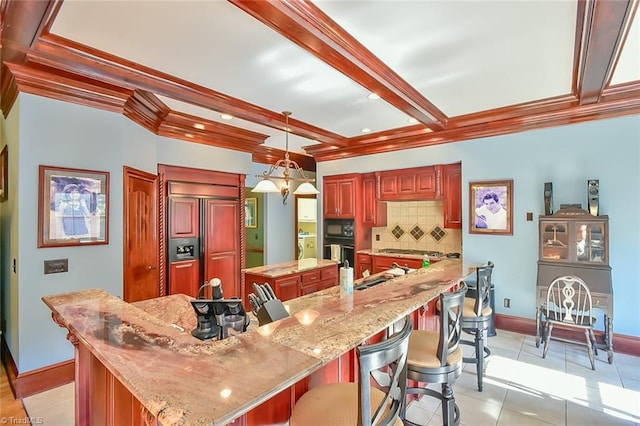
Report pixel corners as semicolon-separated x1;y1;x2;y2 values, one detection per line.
566;400;639;425
497;407;557;425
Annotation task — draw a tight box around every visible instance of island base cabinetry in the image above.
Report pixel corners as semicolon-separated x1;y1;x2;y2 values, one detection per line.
243;263;338;307
77;343;158;426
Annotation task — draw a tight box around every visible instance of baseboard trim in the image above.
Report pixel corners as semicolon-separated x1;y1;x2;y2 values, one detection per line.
1;337;74;399
495;313;640;357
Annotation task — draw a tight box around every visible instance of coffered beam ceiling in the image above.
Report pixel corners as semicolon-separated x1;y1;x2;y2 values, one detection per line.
1;0;639;164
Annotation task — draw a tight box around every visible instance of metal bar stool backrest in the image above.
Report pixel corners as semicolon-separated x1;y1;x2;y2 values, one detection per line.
437;282;468;367
357;315;413;425
472;262;494;317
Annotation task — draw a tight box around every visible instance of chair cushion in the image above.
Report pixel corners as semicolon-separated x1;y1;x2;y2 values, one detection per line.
462;297;492;318
544;310;597;326
407;330;463;368
290;382;403;426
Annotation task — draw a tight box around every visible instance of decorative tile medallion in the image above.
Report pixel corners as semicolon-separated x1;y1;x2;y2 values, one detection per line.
409;225;425;241
429;224;447;242
391;224;405;240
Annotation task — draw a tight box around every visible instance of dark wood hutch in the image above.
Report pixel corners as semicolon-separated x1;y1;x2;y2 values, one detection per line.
534;207;614;362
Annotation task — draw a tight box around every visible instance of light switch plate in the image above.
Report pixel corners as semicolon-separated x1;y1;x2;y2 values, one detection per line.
44;259;69;274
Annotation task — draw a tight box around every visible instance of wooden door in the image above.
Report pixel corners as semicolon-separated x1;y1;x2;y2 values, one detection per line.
204;198;240;298
123;166;159;302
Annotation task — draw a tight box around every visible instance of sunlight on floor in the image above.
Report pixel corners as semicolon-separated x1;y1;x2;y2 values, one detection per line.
486;355;640;423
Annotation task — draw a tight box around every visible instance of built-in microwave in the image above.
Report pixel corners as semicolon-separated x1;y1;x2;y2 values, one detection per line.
324;219;355;239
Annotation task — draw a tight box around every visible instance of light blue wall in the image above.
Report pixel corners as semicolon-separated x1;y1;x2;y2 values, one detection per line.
319;115;640;337
6;94;252;372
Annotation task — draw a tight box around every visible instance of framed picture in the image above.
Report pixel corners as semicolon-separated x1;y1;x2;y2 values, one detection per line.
38;165;110;247
245;198;257;228
469;179;513;235
0;145;7;202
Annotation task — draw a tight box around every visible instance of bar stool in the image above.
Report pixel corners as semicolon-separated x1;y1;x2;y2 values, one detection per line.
290;315;412;426
401;283;467;426
461;262;493;391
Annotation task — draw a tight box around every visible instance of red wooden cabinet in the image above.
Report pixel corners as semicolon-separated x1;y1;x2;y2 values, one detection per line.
244;264;338;306
320;265;338;290
169;259;201;297
300;269;322;295
274;275;301;301
323;175;358;218
362;173;387;226
375;166;438;201
356;253;372;278
243;273;300;306
442;163;462;229
371;255;423;274
169;197;199;238
204;199;240;298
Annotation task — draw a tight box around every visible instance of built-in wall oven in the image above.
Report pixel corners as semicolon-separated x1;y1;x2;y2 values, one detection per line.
323;219;355;267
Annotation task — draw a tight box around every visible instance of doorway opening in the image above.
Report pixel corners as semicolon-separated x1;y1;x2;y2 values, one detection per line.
295;194;317;260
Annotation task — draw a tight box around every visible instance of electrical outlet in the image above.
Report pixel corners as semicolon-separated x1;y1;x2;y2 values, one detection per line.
504;298;511;308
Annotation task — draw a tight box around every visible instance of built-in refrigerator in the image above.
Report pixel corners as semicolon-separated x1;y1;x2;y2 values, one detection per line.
167;196;240;299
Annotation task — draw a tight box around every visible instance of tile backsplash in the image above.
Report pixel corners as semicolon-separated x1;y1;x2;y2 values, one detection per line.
371;200;462;254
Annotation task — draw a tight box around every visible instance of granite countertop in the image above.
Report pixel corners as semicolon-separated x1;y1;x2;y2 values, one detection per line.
42;259;476;425
242;258;338;278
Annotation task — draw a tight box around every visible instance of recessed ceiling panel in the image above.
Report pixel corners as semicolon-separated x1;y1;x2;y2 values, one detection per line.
316;0;577;117
51;1;411;138
611;10;640;85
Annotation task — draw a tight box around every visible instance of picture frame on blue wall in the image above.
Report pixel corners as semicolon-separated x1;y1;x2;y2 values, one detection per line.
38;165;110;247
469;179;513;236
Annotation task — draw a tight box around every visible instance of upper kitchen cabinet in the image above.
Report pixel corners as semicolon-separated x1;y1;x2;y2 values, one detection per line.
375;166;439;201
323;174;360;218
298;198;317;222
362;173;387;227
441;163;462;229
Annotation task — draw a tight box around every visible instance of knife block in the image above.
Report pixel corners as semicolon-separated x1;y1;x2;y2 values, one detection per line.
256;299;290;327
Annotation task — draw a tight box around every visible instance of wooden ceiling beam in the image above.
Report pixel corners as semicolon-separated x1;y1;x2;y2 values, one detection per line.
0;0;57;115
162;110;269;145
5;61;132;113
577;0;637;104
252;146;316;173
308;95;640;160
229;0;447;131
29;34;349;147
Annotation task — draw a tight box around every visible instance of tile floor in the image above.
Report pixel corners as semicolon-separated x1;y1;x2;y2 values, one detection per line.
19;330;640;425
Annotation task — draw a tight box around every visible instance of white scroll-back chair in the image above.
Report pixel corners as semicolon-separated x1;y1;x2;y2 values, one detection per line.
542;275;598;370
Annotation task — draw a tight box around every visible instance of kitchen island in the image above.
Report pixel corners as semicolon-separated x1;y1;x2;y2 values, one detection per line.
43;259;476;425
242;258;338;307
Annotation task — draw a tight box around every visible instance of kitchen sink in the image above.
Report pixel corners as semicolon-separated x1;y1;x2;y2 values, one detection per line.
355;275;393;291
379;248;444;257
